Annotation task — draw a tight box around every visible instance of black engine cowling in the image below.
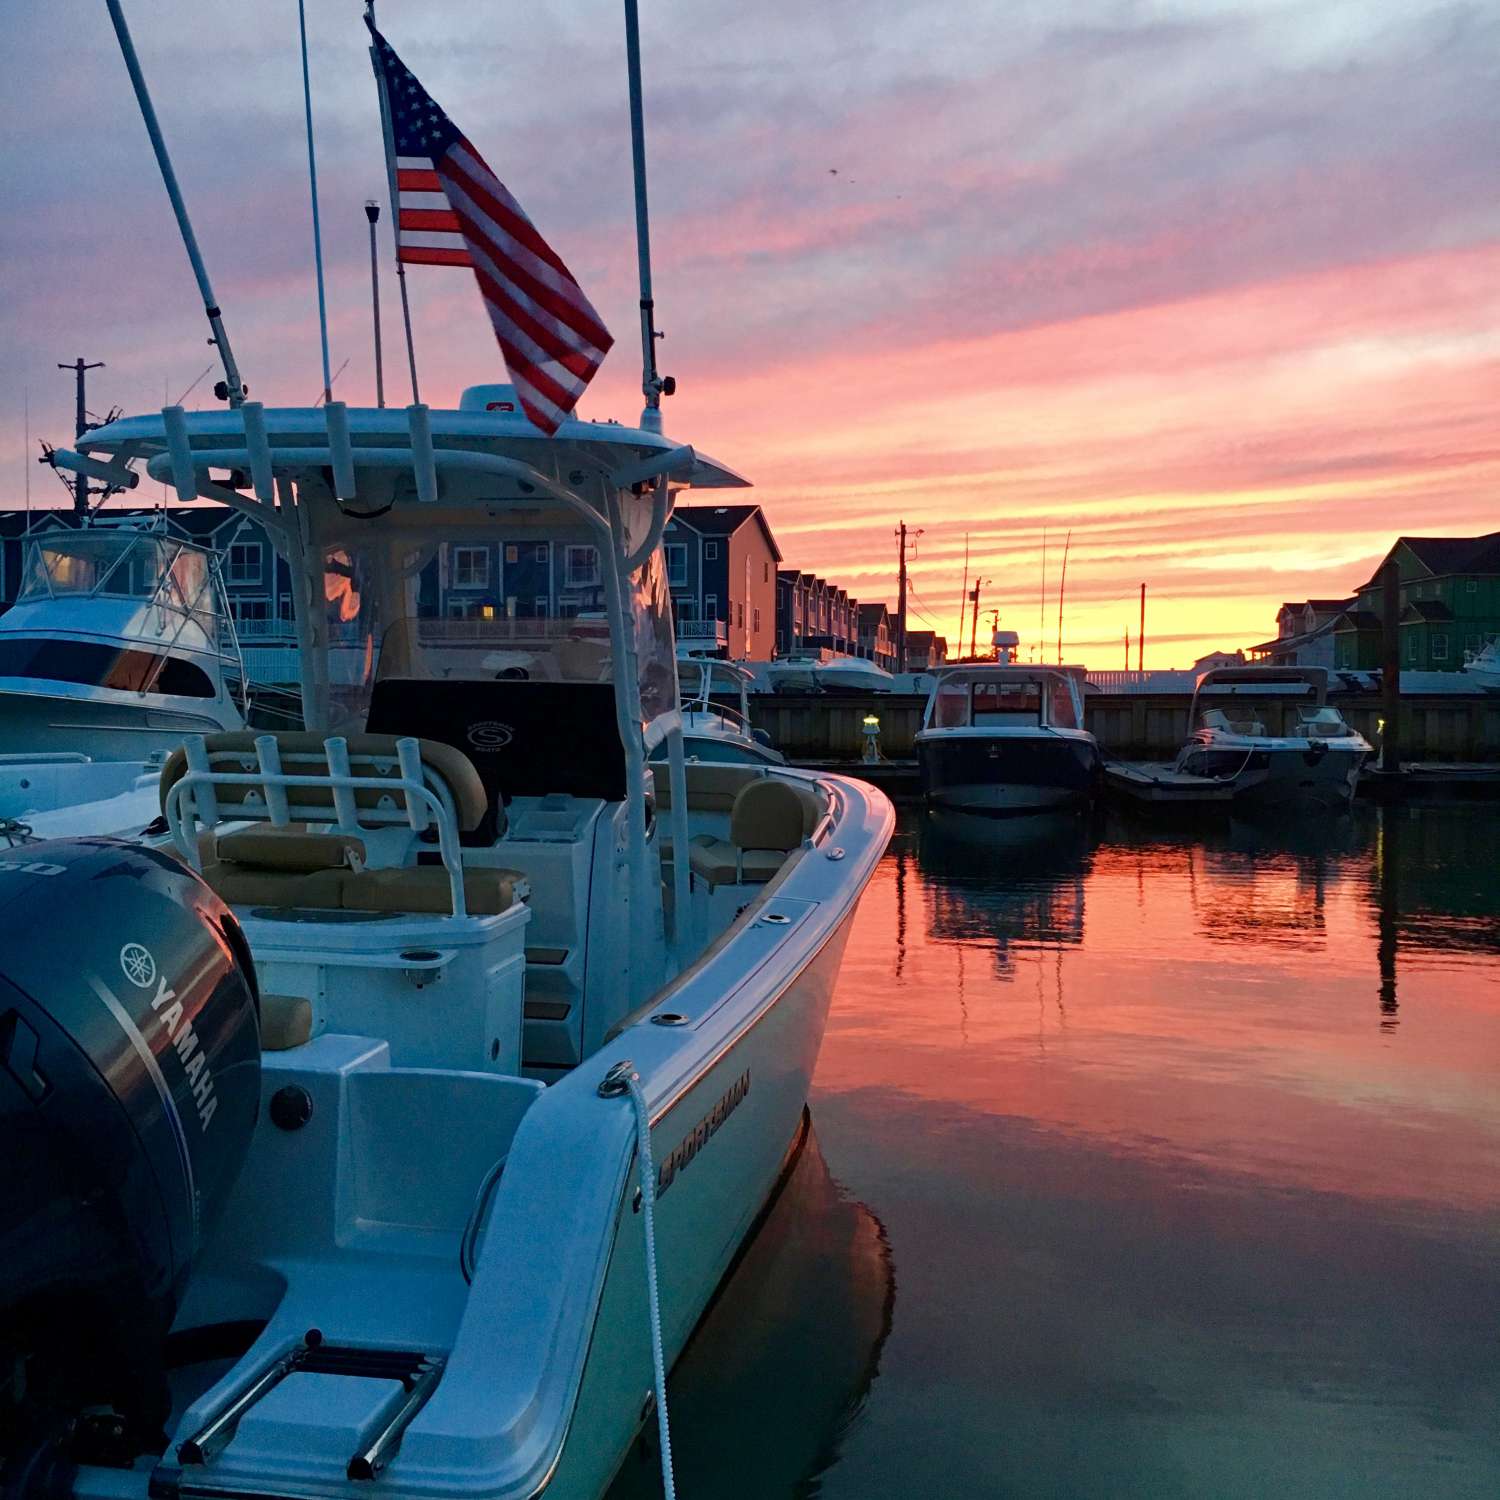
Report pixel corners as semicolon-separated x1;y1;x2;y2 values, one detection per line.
0;839;260;1469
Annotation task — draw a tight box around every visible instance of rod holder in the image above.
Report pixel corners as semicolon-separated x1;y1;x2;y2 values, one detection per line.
242;401;274;502
324;401;357;500
162;405;197;501
48;449;139;491
408;403;437;502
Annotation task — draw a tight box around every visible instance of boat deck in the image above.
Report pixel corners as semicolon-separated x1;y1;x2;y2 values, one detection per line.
1104;760;1238;806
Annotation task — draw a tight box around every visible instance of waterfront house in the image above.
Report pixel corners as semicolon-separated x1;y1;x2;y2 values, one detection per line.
1333;533;1500;670
857;602;898;671
1248;601;1352;669
903;629;949;671
662;503;781;658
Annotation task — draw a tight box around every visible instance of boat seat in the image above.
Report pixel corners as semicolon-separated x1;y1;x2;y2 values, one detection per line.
684;778;820;889
338;865;526;916
652;763;769;813
260;993;313;1051
159;731;493;834
199;828;527;917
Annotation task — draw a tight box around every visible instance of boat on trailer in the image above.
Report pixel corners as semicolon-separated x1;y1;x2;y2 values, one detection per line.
1172;665;1371;809
4;387;892;1498
915;663;1101;816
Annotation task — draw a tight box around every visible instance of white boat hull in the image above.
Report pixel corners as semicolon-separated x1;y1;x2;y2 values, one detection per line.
1175;740;1368;809
0;683;231;763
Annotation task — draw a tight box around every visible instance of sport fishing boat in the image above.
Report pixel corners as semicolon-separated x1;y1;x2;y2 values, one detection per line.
0;524;247;823
915;663;1101;815
1462;638;1500;690
1172;665;1371;808
766;648;893;695
8;382;893;1499
672;655;784;766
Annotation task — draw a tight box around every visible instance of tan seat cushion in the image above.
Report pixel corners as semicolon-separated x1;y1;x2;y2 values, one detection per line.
216;827;366;872
728;778;819;853
200;863;347;910
160;731;488;832
260;993;313;1051
339;865;527;916
652;763;769;814
686;838;790;888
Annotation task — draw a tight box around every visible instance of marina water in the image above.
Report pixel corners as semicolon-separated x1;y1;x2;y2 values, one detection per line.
614;802;1500;1498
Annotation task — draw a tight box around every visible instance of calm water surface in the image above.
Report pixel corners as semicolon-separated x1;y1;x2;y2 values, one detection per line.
614;803;1500;1499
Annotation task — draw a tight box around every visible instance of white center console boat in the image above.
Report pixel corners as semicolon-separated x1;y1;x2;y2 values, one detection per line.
4;384;893;1499
766;649;893;695
1172;665;1371;808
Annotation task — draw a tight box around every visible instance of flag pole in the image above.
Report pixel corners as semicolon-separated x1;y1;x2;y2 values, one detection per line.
297;0;333;406
104;0;246;407
623;0;669;432
368;2;421;404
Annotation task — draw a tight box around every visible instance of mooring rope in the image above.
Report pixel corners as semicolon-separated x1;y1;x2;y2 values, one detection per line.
600;1060;677;1498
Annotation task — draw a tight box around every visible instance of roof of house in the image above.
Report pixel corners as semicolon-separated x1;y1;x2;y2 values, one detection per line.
1361;531;1500;585
1402;599;1454;622
0;502;252;543
669;503;783;562
1334;609;1383;631
1306;598;1354;612
857;602;890;624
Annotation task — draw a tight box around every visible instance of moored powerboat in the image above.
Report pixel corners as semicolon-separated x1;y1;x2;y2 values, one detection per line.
0;523;248;825
1172;665;1371;808
8;383;893;1498
672;655;784;765
915;663;1101;816
766;649;893;695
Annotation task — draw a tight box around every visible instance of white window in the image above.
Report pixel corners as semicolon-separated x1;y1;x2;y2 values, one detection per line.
1432;633;1448;662
447;599;481;620
674;595;697;622
665;543;687;588
452;546;489;588
704;593;718;619
763;561;769;583
278;594;294;622
230;596;271;632
564;545;599;588
536;544;549;563
704;541;719;561
556;595;582;619
753;607;761;634
227;539;261;585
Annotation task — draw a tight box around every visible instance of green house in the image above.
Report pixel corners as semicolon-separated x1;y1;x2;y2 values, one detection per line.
1334;532;1500;671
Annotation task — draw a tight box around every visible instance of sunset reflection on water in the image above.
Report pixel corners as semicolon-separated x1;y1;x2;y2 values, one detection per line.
798;803;1500;1499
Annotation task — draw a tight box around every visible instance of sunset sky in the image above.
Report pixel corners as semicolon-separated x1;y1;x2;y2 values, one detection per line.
4;0;1499;664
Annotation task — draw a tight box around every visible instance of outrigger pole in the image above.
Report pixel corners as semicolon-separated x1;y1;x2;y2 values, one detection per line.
624;0;672;432
104;0;247;408
367;1;422;405
297;0;334;406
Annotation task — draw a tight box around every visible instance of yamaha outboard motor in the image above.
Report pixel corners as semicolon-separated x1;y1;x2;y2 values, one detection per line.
0;839;260;1484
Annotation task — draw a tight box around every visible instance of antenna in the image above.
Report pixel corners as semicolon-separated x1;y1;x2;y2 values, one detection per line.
104;0;246;406
365;201;385;407
957;532;970;662
623;0;674;431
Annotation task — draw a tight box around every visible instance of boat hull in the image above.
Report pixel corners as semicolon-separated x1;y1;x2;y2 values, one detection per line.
1175;742;1367;809
916;731;1100;816
0;683;229;763
547;906;858;1497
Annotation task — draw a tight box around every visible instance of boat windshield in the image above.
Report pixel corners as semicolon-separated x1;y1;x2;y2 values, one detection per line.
319;532;678;740
932;673;1079;729
18;533;216;630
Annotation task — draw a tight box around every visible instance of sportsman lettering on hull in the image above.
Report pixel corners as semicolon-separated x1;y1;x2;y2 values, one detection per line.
655;1069;750;1197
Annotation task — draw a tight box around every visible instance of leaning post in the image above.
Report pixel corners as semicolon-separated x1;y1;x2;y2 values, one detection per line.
1380;558;1402;774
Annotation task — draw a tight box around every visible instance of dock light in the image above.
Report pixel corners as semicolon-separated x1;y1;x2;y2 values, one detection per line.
861;713;883;764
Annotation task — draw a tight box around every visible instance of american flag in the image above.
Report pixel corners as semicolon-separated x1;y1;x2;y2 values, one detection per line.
368;23;613;434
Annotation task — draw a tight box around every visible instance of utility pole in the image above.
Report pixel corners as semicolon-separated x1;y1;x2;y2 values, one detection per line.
1125;629;1130;670
58;357;105;515
894;521;922;671
1139;582;1146;672
1380;557;1402;773
968;577;988;660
